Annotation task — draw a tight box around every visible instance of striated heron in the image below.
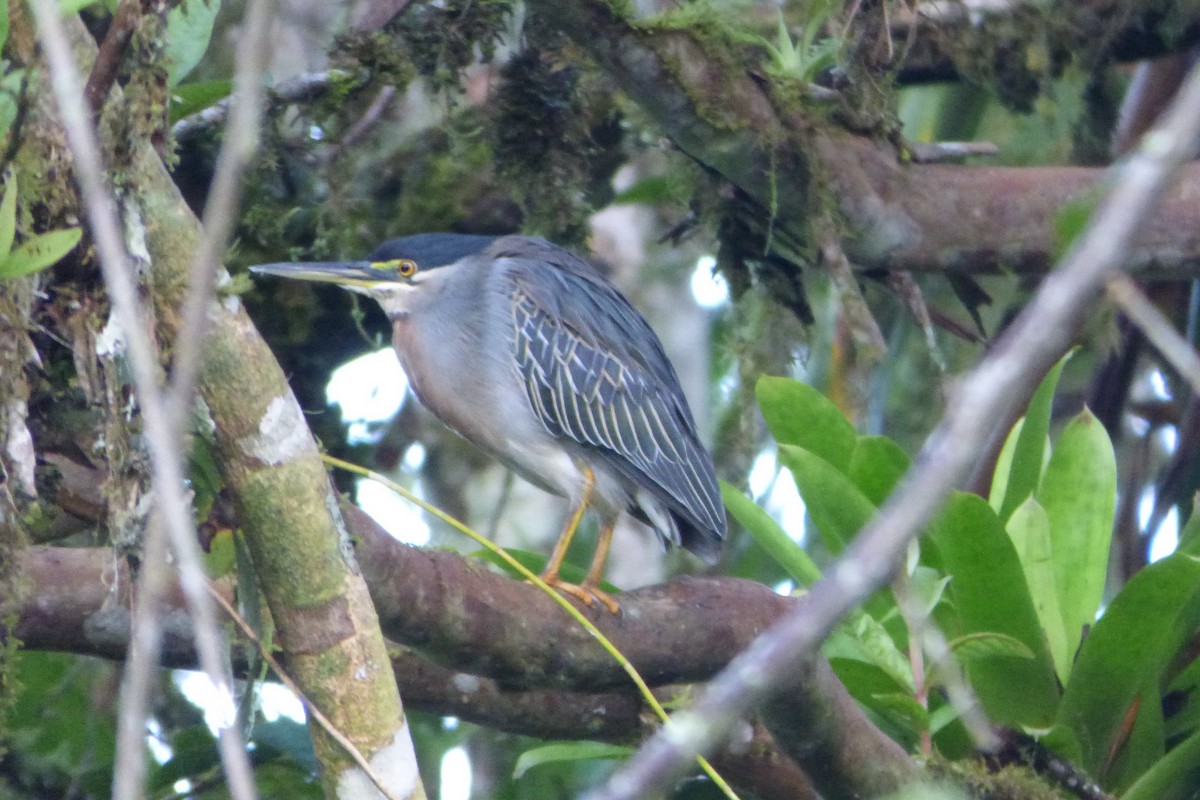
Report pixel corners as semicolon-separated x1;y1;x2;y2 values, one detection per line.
252;234;726;612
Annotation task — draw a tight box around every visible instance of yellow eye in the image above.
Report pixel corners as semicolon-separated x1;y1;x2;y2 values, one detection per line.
396;259;417;278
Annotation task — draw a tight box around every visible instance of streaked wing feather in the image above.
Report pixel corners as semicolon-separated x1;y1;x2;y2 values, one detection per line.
507;261;724;541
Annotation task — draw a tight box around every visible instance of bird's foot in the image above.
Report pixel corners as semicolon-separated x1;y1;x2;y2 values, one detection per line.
537;574;620;614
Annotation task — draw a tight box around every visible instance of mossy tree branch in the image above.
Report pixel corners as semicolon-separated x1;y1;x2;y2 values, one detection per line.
525;0;1200;278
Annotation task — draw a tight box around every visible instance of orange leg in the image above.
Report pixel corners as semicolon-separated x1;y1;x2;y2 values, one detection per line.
579;520;619;613
536;469;621;613
539;469;594;584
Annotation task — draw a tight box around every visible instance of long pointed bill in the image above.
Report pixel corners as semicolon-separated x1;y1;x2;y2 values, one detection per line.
249;261;398;290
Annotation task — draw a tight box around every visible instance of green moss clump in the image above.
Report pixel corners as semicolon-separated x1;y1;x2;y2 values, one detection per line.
336;0;514;96
491;46;625;245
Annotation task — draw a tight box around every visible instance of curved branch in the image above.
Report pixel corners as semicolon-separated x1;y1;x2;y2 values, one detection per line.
12;544;825;800
348;504;794;691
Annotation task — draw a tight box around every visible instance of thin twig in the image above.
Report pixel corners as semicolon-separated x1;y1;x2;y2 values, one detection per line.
84;0;143;115
28;3;257;799
206;583;403;800
322;85;396;164
171;70;345;142
907;141;1000;162
584;54;1200;800
1107;275;1200;396
166;0;271;433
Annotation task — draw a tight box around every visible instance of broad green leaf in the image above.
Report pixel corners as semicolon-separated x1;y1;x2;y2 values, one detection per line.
827;657;909;697
203;528;236;577
757;376;857;472
0;167;16;256
1121;723;1200;800
948;632;1035;663
1056;553;1200;778
827;609;914;693
166;0;220;85
1106;686;1165;792
0;227;81;279
996;354;1068;521
928;702;961;736
1040;725;1084;766
848;435;910;505
514;742;631;778
869;692;929;733
989;420;1049;514
1006;496;1070;682
1039;408;1116;659
928;492;1060;727
777;444;875;552
170;79;232;122
721;481;820;586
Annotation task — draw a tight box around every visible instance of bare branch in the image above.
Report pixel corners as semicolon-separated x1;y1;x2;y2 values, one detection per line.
27;3;257;798
1107;276;1200;395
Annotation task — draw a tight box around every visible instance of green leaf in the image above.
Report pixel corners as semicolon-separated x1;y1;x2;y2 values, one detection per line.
948;631;1036;663
1056;553;1200;779
1121;724;1200;800
170;79;232;122
1039;408;1116;660
757;376;857;472
203;528;236;577
996;354;1068;521
0;227;81;280
928;492;1060;727
721;481;820;586
847;435;910;505
1006;497;1071;682
777;444;875;553
513;742;631;779
166;0;220;85
869;692;929;733
0;167;16;256
827;609;915;693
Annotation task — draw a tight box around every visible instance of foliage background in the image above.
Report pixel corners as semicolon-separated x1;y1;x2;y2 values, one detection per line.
3;0;1200;798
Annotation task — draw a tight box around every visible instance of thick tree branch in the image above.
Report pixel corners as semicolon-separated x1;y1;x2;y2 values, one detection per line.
11;544;825;800
528;0;1200;279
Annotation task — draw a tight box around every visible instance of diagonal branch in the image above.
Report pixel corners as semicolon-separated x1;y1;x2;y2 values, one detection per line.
584;42;1200;800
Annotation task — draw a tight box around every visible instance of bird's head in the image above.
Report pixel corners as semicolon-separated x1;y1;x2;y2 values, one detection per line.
250;233;498;315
